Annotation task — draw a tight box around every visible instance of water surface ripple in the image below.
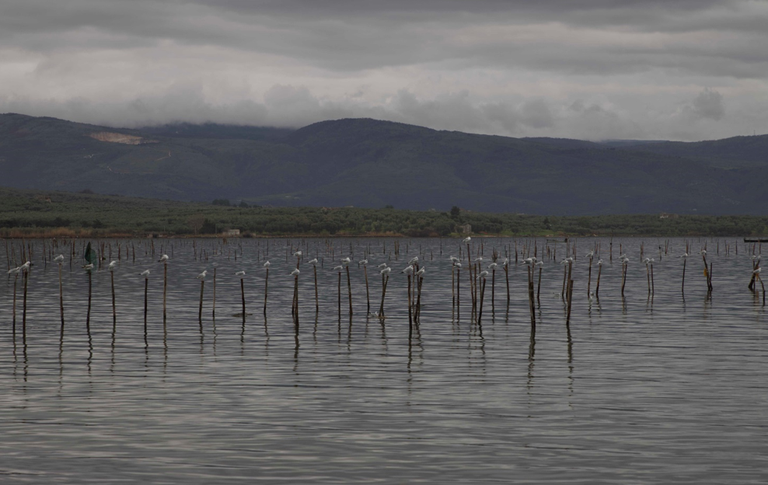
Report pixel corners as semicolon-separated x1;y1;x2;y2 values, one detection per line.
1;237;766;483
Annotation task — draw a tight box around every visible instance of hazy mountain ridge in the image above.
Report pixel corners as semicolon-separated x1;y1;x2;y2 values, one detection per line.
1;113;766;215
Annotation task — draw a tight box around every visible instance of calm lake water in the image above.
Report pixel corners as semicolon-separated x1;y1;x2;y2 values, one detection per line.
1;237;766;483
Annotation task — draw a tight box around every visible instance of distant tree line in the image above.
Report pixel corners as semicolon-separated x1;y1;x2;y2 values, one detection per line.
0;188;767;237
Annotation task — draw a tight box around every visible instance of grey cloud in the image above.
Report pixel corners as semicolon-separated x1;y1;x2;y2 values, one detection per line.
1;0;766;141
687;88;725;121
2;0;766;77
1;84;763;141
390;90;495;133
520;100;554;129
482;103;520;133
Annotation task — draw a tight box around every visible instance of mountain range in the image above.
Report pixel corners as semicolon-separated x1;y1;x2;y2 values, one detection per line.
1;112;766;215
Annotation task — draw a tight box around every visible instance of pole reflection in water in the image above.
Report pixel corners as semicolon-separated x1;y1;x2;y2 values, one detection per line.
293;320;300;373
566;319;574;403
527;321;536;398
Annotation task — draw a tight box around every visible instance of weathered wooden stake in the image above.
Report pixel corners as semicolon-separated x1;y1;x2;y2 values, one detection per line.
12;273;18;331
415;274;424;321
313;264;319;313
561;261;568;297
504;261;510;304
292;273;299;323
337;269;342;318
646;261;652;294
527;266;536;326
263;267;269;315
451;263;455;305
22;269;29;342
162;261;168;321
490;267;495;311
363;264;370;314
240;278;246;323
345;265;353;316
621;260;628;297
86;268;92;333
58;263;65;326
379;273;389;317
199;279;205;322
110;268;116;324
407;274;413;326
143;276;148;329
478;276;486;324
536;263;543;300
595;261;602;298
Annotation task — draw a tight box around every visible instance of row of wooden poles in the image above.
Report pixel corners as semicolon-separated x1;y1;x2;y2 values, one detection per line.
5;239;758;292
5;239;765;343
4;235;759;280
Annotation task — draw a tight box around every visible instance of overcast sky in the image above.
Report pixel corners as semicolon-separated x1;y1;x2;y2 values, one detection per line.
2;0;767;140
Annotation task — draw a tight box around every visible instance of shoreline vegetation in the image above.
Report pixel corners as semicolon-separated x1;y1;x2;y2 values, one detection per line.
1;187;766;239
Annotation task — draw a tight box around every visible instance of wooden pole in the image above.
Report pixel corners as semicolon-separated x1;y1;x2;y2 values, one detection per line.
263;268;269;315
595;262;602;298
407;274;413;326
504;263;510;304
143;277;148;333
491;268;495;311
345;265;353;316
313;264;319;313
379;273;389;317
293;274;299;323
22;269;29;342
646;261;651;294
537;264;543;300
748;259;757;290
199;279;205;322
240;278;246;323
212;267;217;318
682;257;687;295
86;269;92;333
12;273;18;332
701;252;713;294
466;243;475;312
561;262;567;297
451;263;455;306
163;261;168;321
456;267;461;317
478;276;486;324
364;264;370;314
527;266;536;327
621;261;627;297
58;263;65;327
415;274;423;321
110;269;116;324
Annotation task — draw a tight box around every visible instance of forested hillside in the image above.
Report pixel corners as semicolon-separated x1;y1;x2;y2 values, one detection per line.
1;113;767;215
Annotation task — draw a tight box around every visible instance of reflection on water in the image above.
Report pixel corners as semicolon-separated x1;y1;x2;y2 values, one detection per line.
0;236;766;483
